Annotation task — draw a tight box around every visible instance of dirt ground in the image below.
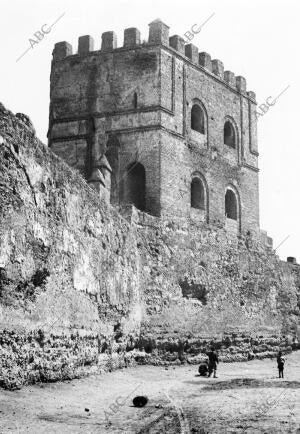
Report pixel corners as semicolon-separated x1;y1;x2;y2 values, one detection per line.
1;351;300;433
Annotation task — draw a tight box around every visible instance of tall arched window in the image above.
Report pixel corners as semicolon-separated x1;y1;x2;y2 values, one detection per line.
191;177;205;210
224;121;236;148
191;105;205;134
225;188;238;220
125;162;146;211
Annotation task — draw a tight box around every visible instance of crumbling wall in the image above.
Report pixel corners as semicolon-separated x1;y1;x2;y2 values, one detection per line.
0;104;299;390
0;104;142;389
134;212;300;364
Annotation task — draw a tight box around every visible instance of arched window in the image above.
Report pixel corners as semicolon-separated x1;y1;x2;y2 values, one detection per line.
224;121;236;148
191;105;205;134
191;177;205;210
125;162;146;211
225;188;238;220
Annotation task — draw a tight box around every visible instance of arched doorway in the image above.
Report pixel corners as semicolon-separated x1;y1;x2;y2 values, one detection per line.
125;162;146;211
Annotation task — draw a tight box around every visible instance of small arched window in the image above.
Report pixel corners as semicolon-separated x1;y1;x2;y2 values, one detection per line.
224;121;236;148
191;178;205;210
225;189;238;220
191;105;205;134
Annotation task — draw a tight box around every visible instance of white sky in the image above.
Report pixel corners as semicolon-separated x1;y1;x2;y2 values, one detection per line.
1;0;299;261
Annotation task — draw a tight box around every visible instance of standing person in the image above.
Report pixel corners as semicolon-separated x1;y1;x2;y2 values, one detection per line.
277;351;285;378
207;346;219;378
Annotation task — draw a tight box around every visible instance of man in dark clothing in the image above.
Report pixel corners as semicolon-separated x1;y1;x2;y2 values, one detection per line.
207;347;219;378
277;351;285;378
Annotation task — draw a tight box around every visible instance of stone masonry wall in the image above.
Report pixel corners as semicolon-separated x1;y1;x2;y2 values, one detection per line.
1;104;300;389
159;48;259;234
49;44;162;215
0;104;143;389
49;44;161;182
48;22;259;233
133;211;300;364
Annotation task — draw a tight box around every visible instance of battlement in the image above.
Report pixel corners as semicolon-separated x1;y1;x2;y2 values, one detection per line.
52;19;255;100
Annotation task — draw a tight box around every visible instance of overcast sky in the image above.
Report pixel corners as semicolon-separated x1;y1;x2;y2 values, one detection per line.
1;0;299;261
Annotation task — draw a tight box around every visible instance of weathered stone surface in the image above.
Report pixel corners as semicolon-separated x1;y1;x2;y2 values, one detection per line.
1;105;300;389
48;24;259;237
0;105;142;388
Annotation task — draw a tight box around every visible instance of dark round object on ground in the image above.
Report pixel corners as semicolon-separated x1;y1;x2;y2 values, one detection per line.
133;395;148;407
198;363;208;376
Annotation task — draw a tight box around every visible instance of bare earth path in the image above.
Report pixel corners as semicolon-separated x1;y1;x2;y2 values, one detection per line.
1;351;300;433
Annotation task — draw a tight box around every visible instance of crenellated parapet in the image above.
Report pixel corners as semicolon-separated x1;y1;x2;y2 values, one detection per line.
78;35;94;55
51;19;255;99
52;41;73;60
124;27;141;47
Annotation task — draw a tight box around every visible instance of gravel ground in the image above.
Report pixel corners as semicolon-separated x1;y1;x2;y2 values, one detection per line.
1;351;300;433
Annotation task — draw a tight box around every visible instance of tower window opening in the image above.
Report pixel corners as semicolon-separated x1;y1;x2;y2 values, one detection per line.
224;121;236;148
191;178;205;210
225;189;238;220
191;105;205;134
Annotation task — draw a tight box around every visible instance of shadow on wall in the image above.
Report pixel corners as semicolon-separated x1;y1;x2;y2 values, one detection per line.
200;378;300;390
179;277;208;304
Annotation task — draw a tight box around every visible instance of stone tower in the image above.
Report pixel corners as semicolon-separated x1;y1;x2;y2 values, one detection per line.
48;19;260;236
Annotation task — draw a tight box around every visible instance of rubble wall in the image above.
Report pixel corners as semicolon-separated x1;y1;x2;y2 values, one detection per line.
134;212;300;364
0;105;142;389
0;104;299;389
